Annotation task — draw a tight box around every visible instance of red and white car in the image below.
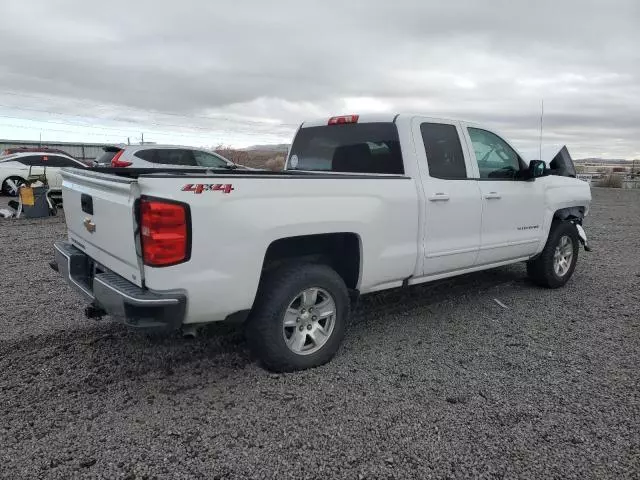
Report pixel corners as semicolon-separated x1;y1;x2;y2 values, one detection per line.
0;152;88;196
94;144;244;170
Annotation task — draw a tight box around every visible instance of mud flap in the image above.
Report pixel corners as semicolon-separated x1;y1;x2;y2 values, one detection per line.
574;223;592;252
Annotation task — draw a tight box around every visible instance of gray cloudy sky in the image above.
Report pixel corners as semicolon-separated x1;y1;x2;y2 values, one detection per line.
0;0;638;158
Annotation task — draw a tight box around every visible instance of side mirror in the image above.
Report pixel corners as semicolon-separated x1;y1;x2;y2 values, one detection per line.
528;160;546;179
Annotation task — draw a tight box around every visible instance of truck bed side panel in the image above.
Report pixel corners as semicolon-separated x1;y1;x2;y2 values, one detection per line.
137;175;419;324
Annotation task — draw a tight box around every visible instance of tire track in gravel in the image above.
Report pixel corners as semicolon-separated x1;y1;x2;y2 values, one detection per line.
0;263;523;416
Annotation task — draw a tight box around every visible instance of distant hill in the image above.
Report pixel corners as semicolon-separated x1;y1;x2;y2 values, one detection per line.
243;144;290;153
237;148;637;164
575;158;638;164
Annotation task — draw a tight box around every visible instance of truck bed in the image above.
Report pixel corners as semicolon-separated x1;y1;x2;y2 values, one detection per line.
79;167;408;180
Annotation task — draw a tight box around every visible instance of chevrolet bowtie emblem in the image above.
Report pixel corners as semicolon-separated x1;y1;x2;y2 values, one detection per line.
83;217;96;233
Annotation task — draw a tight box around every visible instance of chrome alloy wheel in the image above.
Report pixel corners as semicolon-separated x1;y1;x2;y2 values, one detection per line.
282;287;336;355
553;235;574;277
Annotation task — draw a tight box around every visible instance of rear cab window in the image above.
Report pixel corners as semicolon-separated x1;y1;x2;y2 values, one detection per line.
287;122;404;174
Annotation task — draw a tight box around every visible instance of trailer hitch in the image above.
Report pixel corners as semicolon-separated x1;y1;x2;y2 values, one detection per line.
85;303;107;320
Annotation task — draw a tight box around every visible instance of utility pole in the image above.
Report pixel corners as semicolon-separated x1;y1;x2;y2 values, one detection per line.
141;132;144;145
127;137;130;145
39;132;42;147
539;99;544;161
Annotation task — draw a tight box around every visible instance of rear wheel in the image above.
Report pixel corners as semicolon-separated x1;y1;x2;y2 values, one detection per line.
527;220;579;288
246;263;349;372
1;177;25;197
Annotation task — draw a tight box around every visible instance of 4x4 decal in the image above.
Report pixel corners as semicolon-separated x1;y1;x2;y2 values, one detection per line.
182;184;234;194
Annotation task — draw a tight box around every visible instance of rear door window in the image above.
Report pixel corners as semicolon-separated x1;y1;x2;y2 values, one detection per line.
420;123;467;179
145;149;197;166
287;122;404;174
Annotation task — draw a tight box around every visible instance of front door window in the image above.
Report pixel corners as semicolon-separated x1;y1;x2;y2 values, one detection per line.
468;128;523;179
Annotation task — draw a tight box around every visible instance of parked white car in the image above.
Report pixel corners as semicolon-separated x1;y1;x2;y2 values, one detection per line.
94;144;243;170
53;113;592;372
0;152;88;196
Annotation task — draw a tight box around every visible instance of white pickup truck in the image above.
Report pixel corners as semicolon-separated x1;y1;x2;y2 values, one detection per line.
53;113;592;372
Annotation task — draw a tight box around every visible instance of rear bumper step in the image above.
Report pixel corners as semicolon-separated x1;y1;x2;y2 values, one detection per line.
53;241;187;330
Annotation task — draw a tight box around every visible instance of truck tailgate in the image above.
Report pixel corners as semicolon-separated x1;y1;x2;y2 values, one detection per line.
61;168;143;287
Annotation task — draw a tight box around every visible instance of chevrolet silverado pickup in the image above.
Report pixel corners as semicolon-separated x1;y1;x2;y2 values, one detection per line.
52;113;592;372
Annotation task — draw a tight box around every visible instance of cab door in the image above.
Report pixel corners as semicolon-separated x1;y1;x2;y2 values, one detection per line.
461;124;545;265
412;118;483;276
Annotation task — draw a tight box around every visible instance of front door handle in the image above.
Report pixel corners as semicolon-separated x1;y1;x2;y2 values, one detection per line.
484;192;501;200
429;193;450;202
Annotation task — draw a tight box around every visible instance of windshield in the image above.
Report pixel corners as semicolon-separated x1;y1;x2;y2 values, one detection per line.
287;122;404;174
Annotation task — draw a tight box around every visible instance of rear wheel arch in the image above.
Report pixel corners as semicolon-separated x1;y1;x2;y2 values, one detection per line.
260;233;362;292
246;262;350;372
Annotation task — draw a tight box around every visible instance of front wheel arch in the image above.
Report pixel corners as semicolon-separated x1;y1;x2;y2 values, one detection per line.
553;206;586;223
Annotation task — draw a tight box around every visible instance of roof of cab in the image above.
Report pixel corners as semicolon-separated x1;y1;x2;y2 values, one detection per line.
300;113;475;128
301;113;399;128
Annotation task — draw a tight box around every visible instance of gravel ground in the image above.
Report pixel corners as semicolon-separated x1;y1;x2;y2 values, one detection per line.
0;188;639;479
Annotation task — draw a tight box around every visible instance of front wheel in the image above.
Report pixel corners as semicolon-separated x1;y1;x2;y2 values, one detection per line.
245;263;350;372
527;220;580;288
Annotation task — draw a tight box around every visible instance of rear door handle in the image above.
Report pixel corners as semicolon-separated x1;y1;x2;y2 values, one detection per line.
484;192;501;200
428;193;450;202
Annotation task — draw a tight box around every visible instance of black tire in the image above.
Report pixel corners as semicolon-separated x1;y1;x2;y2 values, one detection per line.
527;220;580;288
246;263;350;372
1;177;26;197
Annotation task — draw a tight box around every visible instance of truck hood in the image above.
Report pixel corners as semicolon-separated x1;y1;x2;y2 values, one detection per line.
522;144;577;178
522;144;565;164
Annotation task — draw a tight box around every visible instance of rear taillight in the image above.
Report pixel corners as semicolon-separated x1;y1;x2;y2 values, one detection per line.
328;114;359;125
140;198;190;267
111;150;132;168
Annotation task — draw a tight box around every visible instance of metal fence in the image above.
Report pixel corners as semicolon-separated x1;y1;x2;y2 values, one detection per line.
622;179;640;189
0;139;109;161
577;173;640;189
